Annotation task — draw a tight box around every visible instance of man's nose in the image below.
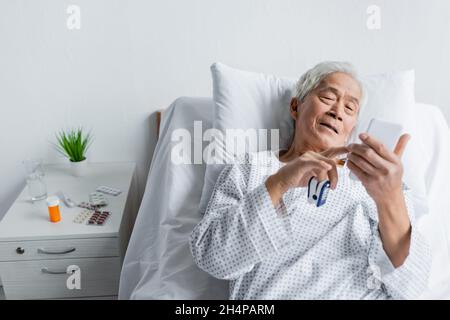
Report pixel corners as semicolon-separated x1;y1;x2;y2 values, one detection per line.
326;109;343;122
328;100;345;121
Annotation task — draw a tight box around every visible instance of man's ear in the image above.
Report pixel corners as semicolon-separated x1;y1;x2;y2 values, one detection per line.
290;97;299;121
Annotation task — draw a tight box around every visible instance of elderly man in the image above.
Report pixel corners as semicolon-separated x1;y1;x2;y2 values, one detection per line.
189;62;431;299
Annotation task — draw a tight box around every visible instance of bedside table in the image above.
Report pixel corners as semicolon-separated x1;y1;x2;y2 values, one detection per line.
0;162;138;300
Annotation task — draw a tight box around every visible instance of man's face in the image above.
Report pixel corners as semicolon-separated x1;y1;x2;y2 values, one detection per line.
292;72;362;150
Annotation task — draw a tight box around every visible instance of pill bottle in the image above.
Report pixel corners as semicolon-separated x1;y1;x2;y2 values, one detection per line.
46;196;61;222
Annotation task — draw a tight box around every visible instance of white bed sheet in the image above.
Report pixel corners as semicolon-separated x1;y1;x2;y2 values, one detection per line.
119;97;450;300
119;97;229;299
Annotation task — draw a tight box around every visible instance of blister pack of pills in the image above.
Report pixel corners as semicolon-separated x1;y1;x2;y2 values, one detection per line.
89;192;108;207
96;186;122;196
77;201;96;210
86;210;111;226
73;209;94;224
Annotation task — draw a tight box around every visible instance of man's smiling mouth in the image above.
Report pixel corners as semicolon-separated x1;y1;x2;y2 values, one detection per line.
319;122;339;134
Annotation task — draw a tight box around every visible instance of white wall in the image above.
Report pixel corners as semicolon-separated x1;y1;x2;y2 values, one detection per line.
1;0;450;219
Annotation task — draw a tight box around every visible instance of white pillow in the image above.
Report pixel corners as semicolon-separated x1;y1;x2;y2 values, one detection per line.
199;63;428;218
198;63;296;213
211;62;296;149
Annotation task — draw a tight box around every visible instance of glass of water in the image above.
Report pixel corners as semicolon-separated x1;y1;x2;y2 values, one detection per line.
23;159;47;201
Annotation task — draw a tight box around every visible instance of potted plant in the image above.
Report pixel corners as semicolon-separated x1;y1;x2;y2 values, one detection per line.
55;128;93;177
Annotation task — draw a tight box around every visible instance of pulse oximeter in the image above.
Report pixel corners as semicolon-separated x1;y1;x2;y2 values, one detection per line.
307;177;331;207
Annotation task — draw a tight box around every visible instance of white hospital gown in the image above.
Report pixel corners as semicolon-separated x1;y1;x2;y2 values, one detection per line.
189;150;432;300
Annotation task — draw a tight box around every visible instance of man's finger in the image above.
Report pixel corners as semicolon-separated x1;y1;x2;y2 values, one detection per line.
314;153;339;168
304;160;332;171
317;150;343;190
307;156;338;190
327;163;339;190
393;134;410;158
347;158;368;181
347;152;377;176
359;133;396;162
315;170;329;183
321;146;349;158
347;143;388;169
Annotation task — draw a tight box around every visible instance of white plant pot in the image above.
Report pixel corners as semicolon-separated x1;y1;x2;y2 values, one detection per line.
70;159;87;177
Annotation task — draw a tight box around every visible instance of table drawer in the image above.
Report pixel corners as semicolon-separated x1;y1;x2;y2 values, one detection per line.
0;257;120;299
0;237;119;261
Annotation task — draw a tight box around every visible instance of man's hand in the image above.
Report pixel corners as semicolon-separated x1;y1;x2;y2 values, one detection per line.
347;132;410;205
347;132;412;267
265;147;349;206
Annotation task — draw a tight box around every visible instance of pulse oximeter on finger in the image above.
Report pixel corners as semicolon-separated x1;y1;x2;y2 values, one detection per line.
307;177;331;207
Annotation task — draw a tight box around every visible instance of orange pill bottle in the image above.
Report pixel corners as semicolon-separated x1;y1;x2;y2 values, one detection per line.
46;196;61;222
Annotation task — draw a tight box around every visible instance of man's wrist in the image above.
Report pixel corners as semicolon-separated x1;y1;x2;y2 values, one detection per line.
375;188;412;267
375;188;405;218
265;174;288;205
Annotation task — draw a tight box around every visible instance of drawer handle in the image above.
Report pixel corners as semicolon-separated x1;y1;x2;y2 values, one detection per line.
37;247;76;255
16;247;25;254
41;266;79;275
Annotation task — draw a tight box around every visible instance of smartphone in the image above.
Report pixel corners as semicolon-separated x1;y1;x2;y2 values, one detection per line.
349;118;404;180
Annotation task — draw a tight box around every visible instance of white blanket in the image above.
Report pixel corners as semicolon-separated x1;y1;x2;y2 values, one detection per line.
119;97;228;299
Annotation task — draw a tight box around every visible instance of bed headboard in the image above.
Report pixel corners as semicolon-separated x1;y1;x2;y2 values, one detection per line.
156;109;164;139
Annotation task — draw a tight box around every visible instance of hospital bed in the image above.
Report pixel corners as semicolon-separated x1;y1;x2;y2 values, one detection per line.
118;97;450;300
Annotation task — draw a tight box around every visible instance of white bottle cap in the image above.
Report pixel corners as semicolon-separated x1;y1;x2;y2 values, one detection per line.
46;196;60;207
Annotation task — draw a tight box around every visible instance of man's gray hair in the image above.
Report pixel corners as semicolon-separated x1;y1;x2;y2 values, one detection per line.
295;61;366;109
